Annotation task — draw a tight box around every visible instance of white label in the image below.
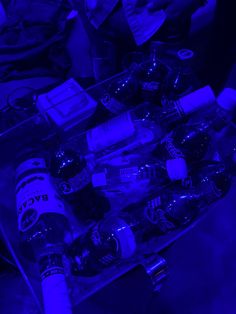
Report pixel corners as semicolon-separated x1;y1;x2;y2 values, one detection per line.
42;273;72;314
87;112;135;152
101;94;126;114
16;161;65;232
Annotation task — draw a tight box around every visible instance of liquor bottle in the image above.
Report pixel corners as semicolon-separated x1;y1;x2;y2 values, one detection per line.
70;215;137;276
50;148;110;221
91;150;187;191
163;49;200;101
153;123;211;163
69;186;201;276
70;85;215;161
15;147;72;314
140;41;168;104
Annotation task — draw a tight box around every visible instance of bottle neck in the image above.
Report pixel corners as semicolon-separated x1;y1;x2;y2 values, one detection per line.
150;46;160;64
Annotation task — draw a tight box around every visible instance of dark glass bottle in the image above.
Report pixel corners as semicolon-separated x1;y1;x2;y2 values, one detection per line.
50;148;110;221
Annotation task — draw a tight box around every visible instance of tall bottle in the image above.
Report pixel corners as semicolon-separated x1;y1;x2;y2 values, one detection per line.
70;86;215;161
69;186;201;276
15;147;72;314
50;148;110;221
163;49;200;102
140;41;168;104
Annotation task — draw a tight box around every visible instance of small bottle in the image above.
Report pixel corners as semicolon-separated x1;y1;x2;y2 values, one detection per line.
91;161;169;190
140;41;168;104
15;147;72;314
50;148;110;221
91;150;188;191
163;49;200;102
70;86;215;161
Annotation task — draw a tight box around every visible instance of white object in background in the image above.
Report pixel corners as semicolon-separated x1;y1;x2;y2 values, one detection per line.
37;79;97;129
190;0;216;34
217;88;236;112
123;0;166;46
0;2;7;27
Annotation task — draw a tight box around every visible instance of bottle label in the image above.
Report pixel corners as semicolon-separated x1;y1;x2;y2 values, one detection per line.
16;159;65;232
100;94;126;115
40;254;72;314
87;112;135;152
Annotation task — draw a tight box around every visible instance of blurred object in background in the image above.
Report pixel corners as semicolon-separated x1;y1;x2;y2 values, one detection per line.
92;40;117;82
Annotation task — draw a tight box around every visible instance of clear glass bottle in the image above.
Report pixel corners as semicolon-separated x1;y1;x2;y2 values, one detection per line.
163;49;200;101
140;41;168;104
99;64;140;116
70;85;215;161
69;185;201;276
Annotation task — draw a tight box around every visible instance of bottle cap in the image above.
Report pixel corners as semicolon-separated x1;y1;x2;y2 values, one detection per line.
166;158;188;181
179;85;216;115
217;88;236;112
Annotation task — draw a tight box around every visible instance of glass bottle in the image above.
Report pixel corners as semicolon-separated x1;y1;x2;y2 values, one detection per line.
50;148;110;221
163;49;200;101
140;41;168;104
15;147;72;314
70;85;215;161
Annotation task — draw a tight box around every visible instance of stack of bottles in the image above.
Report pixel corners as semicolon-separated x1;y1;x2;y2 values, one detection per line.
13;42;236;313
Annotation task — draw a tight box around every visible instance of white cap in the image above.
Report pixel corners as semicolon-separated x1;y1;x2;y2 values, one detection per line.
180;85;216;115
92;172;107;187
217;88;236;112
166;158;188;181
